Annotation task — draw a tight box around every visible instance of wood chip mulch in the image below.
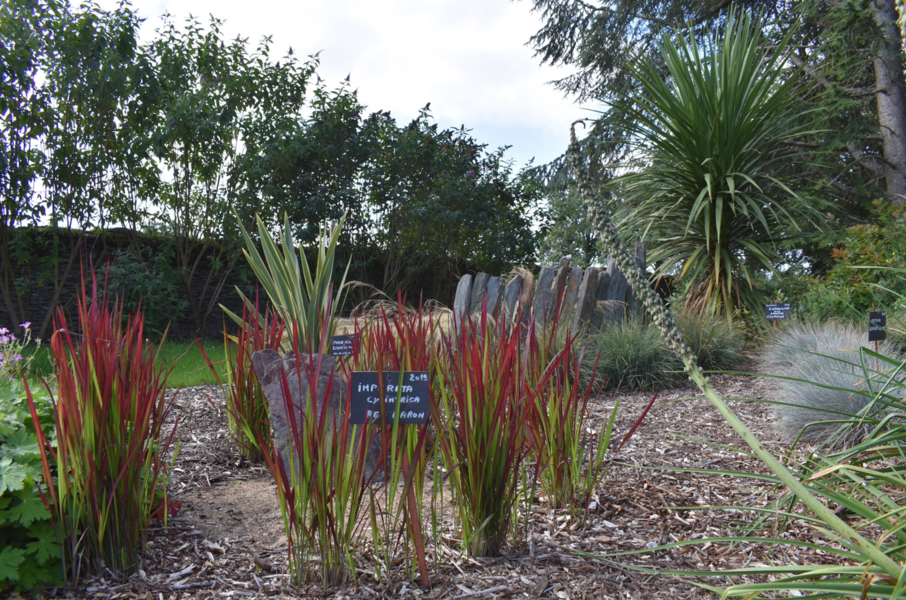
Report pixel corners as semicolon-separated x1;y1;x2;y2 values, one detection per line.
32;372;841;599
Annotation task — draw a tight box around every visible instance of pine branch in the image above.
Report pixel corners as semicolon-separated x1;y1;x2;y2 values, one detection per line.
574;0;672;28
789;53;883;97
846;142;884;175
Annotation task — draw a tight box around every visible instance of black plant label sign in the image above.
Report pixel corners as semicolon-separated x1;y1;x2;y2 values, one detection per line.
868;311;887;342
331;334;358;357
765;303;791;320
348;371;430;425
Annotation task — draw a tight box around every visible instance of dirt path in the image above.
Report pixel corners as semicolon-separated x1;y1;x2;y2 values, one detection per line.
45;373;835;599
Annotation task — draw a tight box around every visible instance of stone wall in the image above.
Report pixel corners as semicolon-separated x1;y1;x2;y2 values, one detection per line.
453;244;647;331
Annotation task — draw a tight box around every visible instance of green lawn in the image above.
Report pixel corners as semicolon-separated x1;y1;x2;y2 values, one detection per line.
159;338;230;389
22;338;231;389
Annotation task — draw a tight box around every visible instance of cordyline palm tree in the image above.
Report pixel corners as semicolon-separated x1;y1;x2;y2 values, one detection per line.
610;10;823;319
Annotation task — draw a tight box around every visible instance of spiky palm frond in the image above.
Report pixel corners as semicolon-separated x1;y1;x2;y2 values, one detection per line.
612;11;823;318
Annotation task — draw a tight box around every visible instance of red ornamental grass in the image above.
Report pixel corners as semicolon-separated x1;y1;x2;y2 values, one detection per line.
527;332;604;512
377;294;438;373
202;296;284;461
27;272;177;581
433;306;531;557
342;294;438;375
258;295;377;588
526;322;659;523
338;295;435;585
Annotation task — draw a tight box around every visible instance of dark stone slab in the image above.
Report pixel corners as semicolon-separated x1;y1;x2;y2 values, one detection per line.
573;267;599;332
533;266;556;326
485;276;505;317
590;269;612;330
469;272;490;315
454;274;473;323
251;349;381;480
605;257;628;323
519;271;535;324
550;257;571;322
596;269;611;301
502;275;522;322
559;267;582;329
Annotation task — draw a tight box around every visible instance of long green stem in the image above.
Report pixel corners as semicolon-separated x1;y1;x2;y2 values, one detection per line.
567;122;903;578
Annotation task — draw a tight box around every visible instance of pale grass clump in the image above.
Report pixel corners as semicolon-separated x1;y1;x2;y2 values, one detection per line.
757;320;905;441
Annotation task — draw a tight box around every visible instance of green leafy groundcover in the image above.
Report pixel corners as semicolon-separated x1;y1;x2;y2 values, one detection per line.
0;382;61;591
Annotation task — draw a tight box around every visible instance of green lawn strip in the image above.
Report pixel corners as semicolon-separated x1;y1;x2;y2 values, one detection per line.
22;338;230;389
159;339;229;389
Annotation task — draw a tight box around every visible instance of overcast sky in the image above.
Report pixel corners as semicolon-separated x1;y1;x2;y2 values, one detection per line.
99;0;591;169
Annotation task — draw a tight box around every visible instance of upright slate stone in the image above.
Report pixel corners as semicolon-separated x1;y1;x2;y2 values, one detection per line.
454;274;473;323
485;276;505;317
550;257;571;322
469;272;490;315
605;257;629;323
533;266;556;326
251;350;381;479
518;271;535;323
596;269;611;300
502;275;522;321
572;267;599;332
560;267;583;327
591;269;612;330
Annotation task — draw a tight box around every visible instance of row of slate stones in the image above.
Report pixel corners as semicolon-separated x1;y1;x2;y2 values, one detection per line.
453;243;647;331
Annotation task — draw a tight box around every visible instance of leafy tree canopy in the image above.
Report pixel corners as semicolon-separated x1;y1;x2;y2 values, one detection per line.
528;0;906;274
0;0;541;334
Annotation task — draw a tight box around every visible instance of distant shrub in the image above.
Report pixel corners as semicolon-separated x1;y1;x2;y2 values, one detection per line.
799;202;906;322
105;249;186;338
675;310;745;372
757;320;906;441
580;310;745;391
581;318;675;391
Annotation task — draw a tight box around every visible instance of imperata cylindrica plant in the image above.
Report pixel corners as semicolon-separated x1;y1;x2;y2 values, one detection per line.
27;269;177;581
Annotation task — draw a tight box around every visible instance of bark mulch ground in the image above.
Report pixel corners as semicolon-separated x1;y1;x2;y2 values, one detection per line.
35;372;837;600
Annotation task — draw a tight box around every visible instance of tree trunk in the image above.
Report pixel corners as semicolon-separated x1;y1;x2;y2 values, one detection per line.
0;223;20;331
874;0;906;204
36;234;83;340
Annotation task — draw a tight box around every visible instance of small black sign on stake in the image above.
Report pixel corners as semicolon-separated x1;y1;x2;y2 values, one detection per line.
348;371;430;425
331;334;358;357
868;311;887;342
765;303;791;320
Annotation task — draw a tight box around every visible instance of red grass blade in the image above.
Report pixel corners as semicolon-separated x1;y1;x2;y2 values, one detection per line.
616;391;660;454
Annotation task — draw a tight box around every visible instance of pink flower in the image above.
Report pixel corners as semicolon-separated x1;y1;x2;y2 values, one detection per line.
21;322;30;329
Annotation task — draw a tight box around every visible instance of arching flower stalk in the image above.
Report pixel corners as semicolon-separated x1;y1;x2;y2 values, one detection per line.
566;123;698;374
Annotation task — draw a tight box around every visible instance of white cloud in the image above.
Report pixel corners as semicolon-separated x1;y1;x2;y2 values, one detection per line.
104;0;589;166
